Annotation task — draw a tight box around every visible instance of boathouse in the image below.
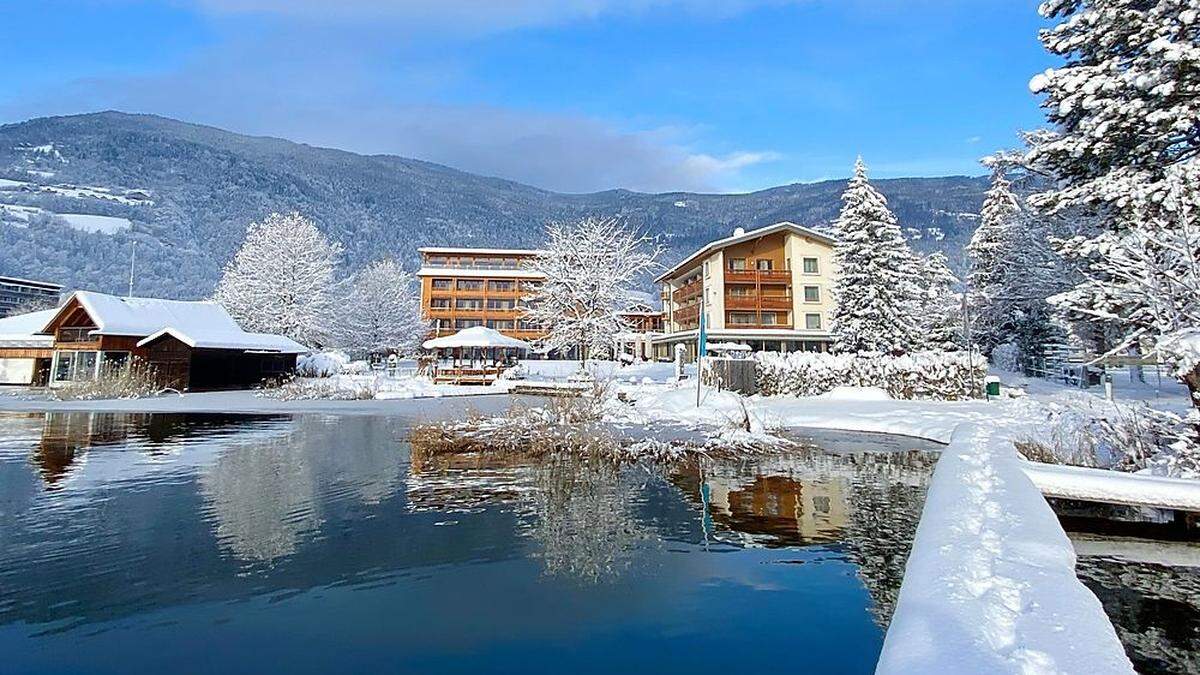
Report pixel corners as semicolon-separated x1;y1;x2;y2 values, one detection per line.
0;308;58;385
35;291;307;390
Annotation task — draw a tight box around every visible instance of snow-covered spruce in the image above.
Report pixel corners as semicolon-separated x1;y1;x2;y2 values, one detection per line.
213;211;342;347
915;251;963;352
524;217;663;364
967;170;1066;365
830;158;924;354
755;351;987;401
333;258;428;358
1026;0;1200;409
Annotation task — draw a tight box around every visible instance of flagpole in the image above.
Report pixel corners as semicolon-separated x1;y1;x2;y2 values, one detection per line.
696;263;705;407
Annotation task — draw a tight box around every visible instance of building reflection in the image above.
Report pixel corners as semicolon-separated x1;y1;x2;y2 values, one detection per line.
671;448;935;627
34;412;142;485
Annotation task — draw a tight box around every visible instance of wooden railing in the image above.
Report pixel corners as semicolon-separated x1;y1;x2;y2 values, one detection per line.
672;280;702;303
57;327;95;343
725;295;792;310
724;269;791;284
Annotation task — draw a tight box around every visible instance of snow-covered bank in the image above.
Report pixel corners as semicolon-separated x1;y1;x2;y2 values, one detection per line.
878;423;1134;674
1024;461;1200;512
0;389;523;418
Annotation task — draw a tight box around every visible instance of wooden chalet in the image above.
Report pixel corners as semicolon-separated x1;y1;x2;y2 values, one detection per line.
32;291;307;391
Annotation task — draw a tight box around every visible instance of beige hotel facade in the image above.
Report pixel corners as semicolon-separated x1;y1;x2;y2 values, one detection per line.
652;222;838;361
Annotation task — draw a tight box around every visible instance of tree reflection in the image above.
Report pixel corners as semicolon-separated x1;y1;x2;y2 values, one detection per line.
525;455;653;583
1076;553;1200;674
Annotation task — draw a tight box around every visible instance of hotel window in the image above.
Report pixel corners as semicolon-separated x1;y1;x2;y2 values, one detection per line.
455;298;484;311
488;280;515;292
455;319;483;329
487;299;515;310
802;257;820;274
427;256;449;266
756;259;773;271
728;286;753;297
805;313;822;330
456;279;484;291
803;285;820;302
761;313;783;326
430;298;451;309
728;312;756;325
729;258;746;271
488;319;515;330
431;278;452;290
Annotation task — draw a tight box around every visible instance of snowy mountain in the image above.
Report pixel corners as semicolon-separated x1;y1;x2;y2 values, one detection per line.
0;112;989;299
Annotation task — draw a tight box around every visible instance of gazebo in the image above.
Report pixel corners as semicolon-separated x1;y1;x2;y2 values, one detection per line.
422;326;532;384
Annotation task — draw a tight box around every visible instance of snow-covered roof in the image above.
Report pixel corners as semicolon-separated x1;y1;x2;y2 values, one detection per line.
0;275;62;290
0;308;57;348
418;247;544;256
422;326;532;350
136;327;308;354
46;291;243;337
655;221;835;283
415;267;546;279
707;342;752;352
42;291;308;353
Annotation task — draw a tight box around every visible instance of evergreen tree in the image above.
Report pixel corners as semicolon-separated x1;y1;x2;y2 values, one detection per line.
916;252;963;351
830;158;923;354
968;171;1020;352
1026;0;1200;404
213;212;342;346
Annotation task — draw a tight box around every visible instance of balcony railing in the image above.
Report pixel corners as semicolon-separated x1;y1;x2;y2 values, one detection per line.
674;305;700;323
725;295;792;310
57;327;95;343
672;280;702;303
724;269;791;284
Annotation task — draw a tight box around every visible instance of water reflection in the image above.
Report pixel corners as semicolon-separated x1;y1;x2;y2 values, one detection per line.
1069;534;1200;674
0;411;940;674
408;437;936;624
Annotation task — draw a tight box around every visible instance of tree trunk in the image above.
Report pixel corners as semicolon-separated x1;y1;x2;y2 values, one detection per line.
1184;365;1200;411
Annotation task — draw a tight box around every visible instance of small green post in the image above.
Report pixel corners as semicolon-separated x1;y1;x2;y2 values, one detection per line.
985;375;1001;399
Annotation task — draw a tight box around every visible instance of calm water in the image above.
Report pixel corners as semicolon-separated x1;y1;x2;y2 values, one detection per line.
0;412;938;675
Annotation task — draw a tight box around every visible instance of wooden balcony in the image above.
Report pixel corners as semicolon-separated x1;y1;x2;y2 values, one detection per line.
672;280;702;303
674;304;700;323
725;295;792;310
726;322;794;330
724;269;791;284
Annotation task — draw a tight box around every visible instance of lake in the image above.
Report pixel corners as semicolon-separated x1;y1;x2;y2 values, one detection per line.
0;411;940;674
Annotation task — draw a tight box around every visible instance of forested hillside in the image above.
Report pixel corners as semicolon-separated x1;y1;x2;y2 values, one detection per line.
0;112;987;298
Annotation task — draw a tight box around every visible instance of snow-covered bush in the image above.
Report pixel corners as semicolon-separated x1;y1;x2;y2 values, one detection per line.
1015;396;1200;479
296;351;350;378
263;377;377;401
755;351;987;400
990;343;1020;373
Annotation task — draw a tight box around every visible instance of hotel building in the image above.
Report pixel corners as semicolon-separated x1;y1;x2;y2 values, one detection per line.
0;275;62;317
652;222;837;360
416;247;547;341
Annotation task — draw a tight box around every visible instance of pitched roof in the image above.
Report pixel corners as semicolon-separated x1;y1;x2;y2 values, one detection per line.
41;291;308;354
0;308;57;347
654;221;835;283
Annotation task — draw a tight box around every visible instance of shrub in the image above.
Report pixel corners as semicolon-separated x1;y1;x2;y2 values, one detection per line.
54;359;165;400
755;351;987;400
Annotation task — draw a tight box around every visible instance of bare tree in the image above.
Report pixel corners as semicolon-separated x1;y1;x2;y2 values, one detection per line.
524;217;662;369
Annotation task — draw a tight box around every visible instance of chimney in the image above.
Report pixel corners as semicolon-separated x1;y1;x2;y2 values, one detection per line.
733;226;746;237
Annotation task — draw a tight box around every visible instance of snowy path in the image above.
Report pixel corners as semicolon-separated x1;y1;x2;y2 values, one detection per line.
877;423;1133;674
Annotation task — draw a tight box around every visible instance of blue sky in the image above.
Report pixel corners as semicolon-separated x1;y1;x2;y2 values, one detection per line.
0;1;1055;193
